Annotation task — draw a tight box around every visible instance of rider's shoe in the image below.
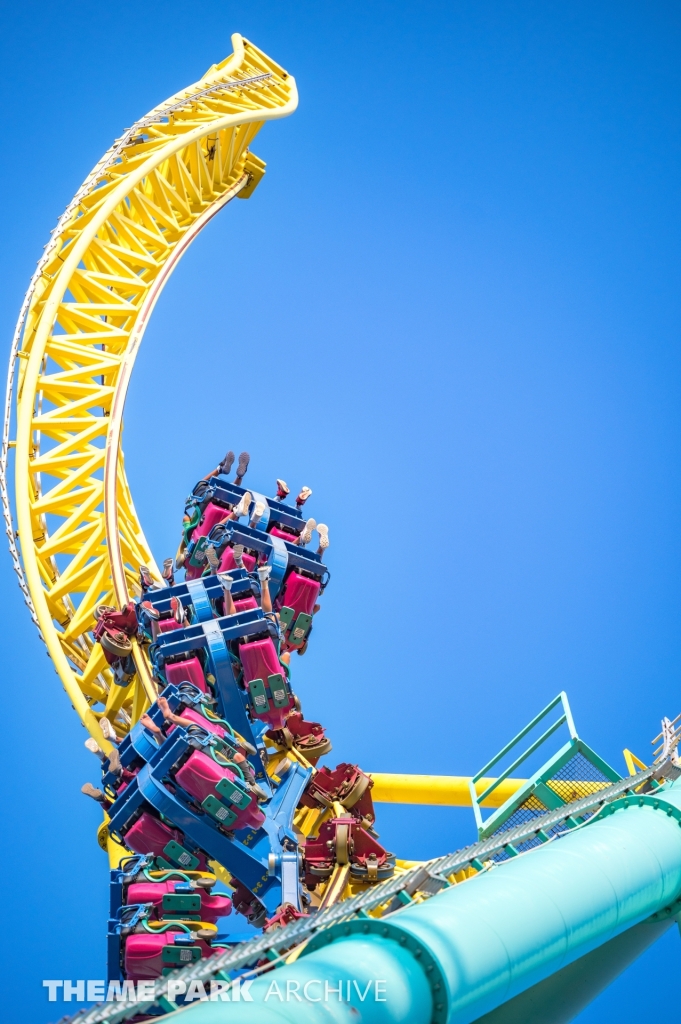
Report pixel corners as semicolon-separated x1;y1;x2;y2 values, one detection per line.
231;491;251;519
299;518;316;546
316;524;329;552
81;783;105;803
235;451;250;485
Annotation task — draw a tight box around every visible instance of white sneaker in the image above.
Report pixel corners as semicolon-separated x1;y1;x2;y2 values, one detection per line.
299;518;316;546
232;543;245;568
257;564;272;582
217;573;234;592
205;545;219;572
317;524;329;551
232;492;251;518
85;737;104;758
99;717;118;742
250;500;266;526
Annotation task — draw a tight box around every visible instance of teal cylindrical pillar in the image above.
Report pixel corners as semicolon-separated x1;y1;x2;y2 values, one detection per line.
174;778;681;1024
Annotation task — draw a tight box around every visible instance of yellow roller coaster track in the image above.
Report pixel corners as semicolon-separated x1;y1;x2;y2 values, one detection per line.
1;34;297;752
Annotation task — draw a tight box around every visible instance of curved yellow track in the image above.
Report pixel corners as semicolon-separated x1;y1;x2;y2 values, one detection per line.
5;34;297;750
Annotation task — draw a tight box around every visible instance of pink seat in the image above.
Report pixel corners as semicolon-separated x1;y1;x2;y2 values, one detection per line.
269;525;299;542
281;571;320;617
192;502;229;540
124;931;212;982
165;657;207;693
234;596;258;612
127;881;232;924
171;706;226;737
125;813;182;857
125;813;209;870
174;750;264;830
239;637;282;682
239;638;294;729
218;546;256;573
158;618;182;633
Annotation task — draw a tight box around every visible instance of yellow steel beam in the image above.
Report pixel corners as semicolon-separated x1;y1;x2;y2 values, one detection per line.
369;773;527;807
8;34;297;748
369;773;611;807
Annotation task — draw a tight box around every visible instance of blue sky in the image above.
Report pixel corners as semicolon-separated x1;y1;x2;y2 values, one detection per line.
0;2;680;1021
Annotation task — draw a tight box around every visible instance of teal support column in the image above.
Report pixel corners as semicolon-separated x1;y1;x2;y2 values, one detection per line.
174;778;681;1024
472;916;675;1024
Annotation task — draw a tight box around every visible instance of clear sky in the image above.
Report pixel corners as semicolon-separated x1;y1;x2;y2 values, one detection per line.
0;2;680;1021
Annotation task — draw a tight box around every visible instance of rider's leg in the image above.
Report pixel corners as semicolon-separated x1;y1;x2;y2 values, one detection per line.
218;573;237;616
258;564;273;614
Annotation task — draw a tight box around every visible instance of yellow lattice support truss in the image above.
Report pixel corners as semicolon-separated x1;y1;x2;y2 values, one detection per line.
10;34;297;750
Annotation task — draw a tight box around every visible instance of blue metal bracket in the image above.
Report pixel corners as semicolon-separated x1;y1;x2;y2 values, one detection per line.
185;579;214;622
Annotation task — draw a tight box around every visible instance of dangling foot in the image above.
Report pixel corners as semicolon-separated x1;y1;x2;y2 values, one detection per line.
217;573;234;592
316;524;329;554
205;545;220;574
162;558;175;586
170;595;185;624
139;565;155;592
99;717;118;743
231;491;251;519
257;564;272;583
235;451;250;485
276;479;290;500
85;737;106;760
107;747;121;775
140;601;160;641
140;713;163;736
250;500;266;528
81;782;106;803
218;451;235;476
296;486;312;508
299;518;316;546
140;600;160;621
232;544;245;568
157;696;172;721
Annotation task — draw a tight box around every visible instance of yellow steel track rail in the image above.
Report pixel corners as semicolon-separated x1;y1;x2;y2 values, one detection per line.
2;34;297;749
